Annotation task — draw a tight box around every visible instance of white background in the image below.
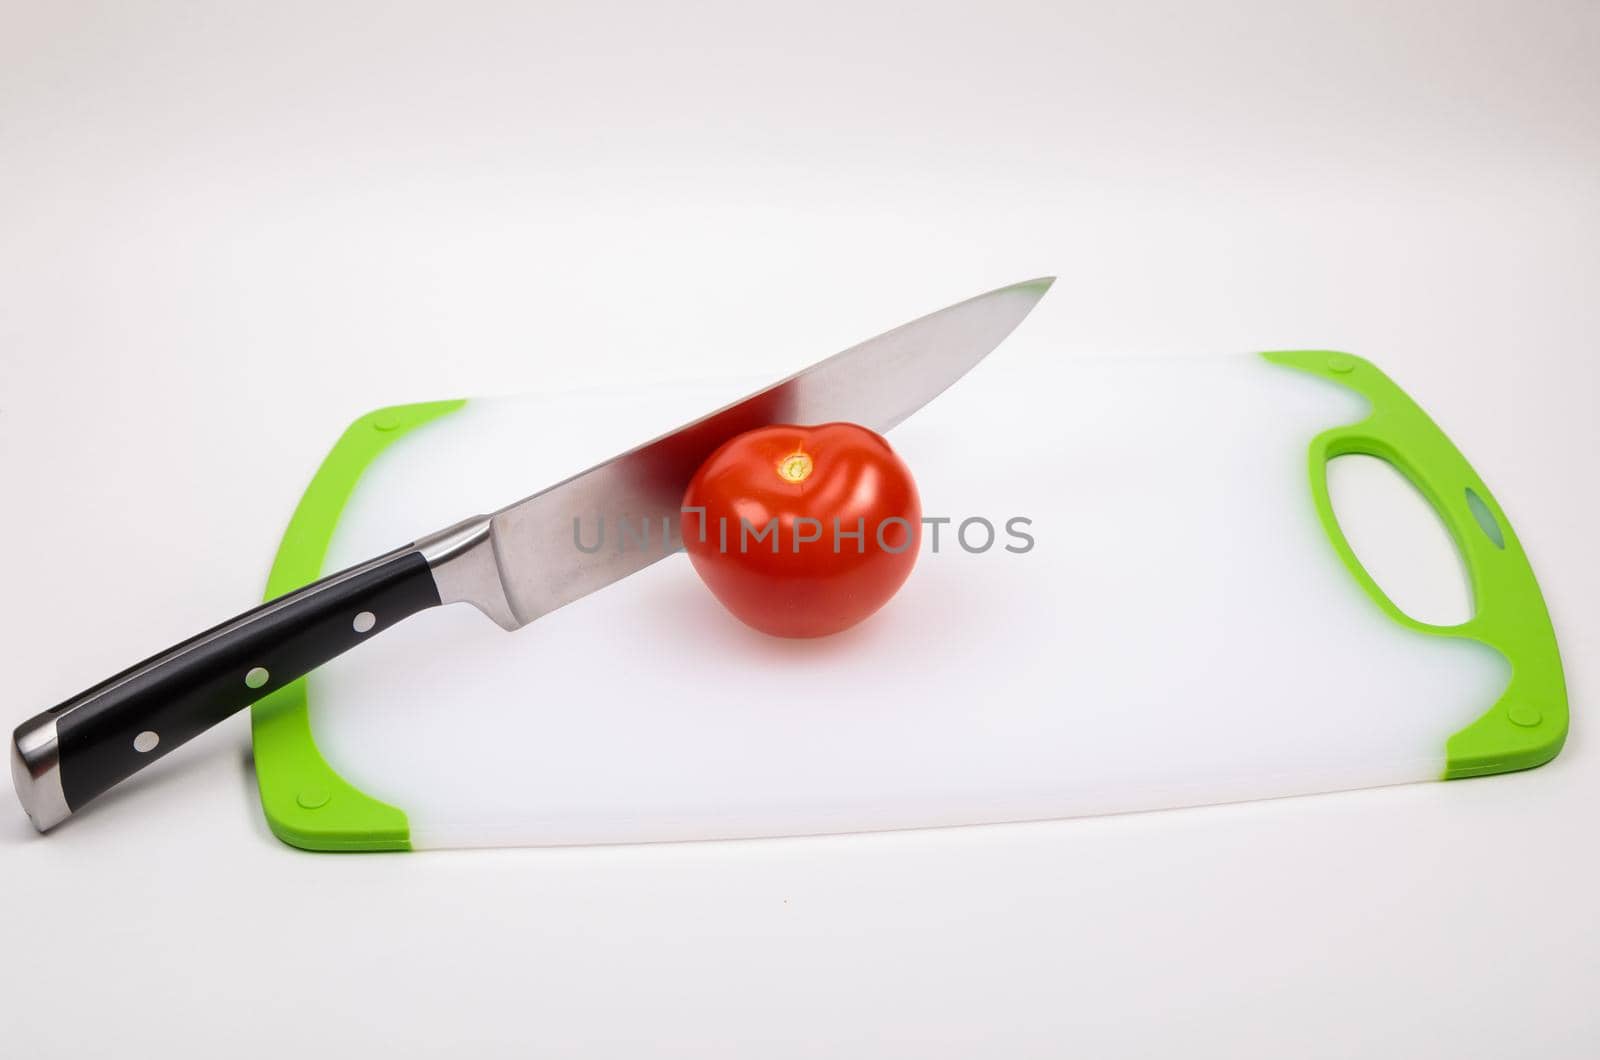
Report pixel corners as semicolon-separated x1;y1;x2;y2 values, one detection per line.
2;1;1596;1057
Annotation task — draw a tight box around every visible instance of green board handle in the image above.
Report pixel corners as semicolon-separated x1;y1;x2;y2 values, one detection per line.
1263;351;1567;778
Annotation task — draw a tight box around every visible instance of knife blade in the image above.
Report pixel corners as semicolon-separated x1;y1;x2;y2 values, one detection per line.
11;277;1053;831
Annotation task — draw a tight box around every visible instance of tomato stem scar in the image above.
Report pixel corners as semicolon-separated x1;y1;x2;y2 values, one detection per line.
777;451;814;483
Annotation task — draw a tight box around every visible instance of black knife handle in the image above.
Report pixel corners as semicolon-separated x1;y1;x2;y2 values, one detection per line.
10;547;440;829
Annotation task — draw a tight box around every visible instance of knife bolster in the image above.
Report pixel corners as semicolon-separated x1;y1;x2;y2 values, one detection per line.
417;515;521;631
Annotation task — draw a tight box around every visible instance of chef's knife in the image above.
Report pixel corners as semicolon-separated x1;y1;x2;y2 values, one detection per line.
11;278;1054;831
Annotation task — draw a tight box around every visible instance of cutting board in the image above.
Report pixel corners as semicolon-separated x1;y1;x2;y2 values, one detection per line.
249;351;1566;851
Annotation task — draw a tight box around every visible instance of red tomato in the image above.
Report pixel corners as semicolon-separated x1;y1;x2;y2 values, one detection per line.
680;422;922;638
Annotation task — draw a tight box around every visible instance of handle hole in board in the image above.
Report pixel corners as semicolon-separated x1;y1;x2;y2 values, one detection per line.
1326;454;1474;626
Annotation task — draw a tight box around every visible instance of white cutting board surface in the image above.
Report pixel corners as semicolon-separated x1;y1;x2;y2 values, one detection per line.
306;353;1505;848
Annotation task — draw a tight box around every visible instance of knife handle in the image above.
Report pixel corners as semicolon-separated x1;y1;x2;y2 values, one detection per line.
10;547;440;831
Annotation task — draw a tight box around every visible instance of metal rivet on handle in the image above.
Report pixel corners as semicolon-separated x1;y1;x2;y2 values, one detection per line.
353;611;376;634
245;667;270;689
133;730;160;753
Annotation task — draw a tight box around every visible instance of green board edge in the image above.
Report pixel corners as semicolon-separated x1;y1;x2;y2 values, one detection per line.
1262;351;1567;778
250;399;466;851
